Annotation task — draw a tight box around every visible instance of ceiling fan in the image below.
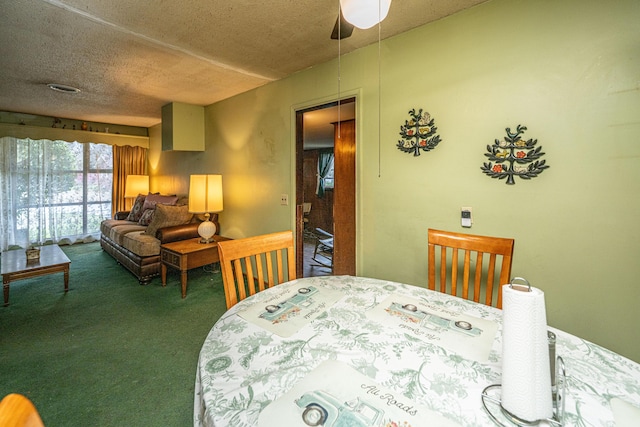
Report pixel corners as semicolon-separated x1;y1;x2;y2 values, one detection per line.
330;10;354;40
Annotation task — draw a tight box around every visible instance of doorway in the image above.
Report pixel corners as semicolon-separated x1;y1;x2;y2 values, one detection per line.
295;98;356;278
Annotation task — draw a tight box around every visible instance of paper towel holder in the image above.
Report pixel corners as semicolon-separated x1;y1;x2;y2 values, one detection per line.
509;276;531;293
481;356;566;426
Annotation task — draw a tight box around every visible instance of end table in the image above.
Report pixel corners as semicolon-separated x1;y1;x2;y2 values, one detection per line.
160;236;230;298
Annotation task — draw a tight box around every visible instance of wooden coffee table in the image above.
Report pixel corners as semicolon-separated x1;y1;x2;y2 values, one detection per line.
1;244;70;306
160;236;231;298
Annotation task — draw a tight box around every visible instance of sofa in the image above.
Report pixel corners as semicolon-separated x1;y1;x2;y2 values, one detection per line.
100;193;219;285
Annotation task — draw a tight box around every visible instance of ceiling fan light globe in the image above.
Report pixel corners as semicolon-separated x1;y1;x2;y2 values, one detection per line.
340;0;392;29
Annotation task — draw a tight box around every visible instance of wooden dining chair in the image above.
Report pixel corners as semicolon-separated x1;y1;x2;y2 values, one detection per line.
0;393;45;427
427;228;514;309
217;230;296;309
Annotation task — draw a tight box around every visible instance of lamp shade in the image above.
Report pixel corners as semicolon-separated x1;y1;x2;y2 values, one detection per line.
124;175;149;198
340;0;392;29
189;175;223;213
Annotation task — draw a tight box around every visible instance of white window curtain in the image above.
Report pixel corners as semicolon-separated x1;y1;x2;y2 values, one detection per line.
0;136;112;251
316;150;334;198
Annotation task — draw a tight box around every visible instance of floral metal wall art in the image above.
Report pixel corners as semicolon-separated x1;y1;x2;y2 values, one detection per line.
397;108;441;156
481;125;549;185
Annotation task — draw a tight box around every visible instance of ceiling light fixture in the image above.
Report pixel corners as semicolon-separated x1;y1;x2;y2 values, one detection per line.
47;83;81;94
340;0;391;29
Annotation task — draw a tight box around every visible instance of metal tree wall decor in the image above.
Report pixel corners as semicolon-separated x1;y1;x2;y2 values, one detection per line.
481;125;549;185
397;108;441;156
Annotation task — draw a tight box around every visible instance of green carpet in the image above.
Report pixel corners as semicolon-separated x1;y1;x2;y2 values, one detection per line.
0;242;227;426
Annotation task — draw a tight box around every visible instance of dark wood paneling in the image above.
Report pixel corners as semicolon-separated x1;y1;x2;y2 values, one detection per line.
333;119;356;276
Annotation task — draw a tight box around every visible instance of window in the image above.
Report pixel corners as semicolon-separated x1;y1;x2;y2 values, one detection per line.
0;137;112;250
323;157;335;189
316;150;334;197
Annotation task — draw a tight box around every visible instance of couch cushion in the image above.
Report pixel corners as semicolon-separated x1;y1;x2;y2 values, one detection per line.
126;194;147;222
142;194;178;211
121;231;161;257
144;204;194;237
108;224;147;246
100;219;137;236
137;208;155;226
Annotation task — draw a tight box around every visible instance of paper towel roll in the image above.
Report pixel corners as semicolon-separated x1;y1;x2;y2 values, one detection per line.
501;283;553;422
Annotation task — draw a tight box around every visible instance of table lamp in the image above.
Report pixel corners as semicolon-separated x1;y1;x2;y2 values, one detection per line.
124;175;149;198
189;174;223;243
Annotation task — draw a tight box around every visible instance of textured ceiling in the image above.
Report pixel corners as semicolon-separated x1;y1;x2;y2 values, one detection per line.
0;0;487;128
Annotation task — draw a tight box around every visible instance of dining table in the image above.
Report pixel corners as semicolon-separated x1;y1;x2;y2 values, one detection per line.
194;275;640;426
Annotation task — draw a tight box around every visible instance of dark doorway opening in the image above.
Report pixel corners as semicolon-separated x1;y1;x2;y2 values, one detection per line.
295;98;356;278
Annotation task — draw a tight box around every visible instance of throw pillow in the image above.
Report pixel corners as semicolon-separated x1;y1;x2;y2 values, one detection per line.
144;204;194;237
137;208;155;226
125;194;147;222
142;194;179;212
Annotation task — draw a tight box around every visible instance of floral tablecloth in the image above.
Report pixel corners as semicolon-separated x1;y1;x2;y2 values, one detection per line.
194;276;640;426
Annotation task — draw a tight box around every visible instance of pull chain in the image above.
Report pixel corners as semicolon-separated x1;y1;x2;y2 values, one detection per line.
337;2;342;139
377;1;382;177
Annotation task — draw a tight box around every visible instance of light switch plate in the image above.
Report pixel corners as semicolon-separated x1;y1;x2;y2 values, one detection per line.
461;207;472;228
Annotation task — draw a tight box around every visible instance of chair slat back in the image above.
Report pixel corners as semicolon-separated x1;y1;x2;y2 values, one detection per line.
0;393;45;427
428;228;514;309
218;231;296;309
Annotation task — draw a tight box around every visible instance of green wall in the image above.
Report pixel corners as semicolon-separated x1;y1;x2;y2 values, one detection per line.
149;0;640;362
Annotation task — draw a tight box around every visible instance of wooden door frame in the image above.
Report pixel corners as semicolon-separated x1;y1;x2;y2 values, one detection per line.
295;97;356;278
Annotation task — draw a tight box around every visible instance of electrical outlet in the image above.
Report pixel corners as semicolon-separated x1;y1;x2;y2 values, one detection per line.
461;206;472;228
280;194;289;206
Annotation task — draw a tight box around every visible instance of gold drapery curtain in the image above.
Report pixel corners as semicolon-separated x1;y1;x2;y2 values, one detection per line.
112;145;148;216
